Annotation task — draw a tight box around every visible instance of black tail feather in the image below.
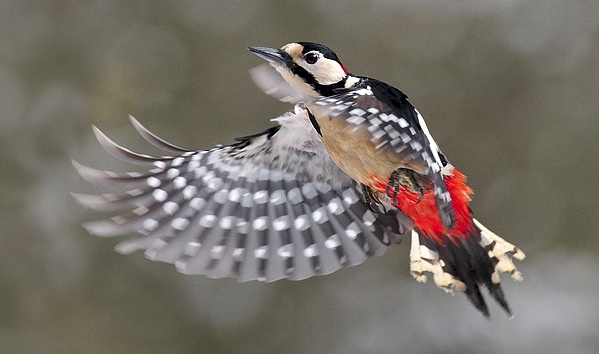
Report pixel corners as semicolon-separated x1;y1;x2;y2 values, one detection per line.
416;229;512;318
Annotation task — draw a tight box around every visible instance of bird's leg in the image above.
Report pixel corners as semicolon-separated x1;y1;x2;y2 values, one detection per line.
361;184;387;214
386;168;425;204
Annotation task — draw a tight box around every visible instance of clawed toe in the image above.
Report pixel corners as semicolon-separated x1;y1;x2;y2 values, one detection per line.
386;168;425;204
361;184;387;214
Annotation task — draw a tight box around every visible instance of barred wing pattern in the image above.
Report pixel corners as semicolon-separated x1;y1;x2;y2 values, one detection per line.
73;111;413;282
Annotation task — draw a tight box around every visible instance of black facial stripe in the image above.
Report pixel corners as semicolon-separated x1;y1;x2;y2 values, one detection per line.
289;64;349;97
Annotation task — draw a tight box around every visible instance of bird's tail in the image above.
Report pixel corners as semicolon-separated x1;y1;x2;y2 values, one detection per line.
409;219;525;317
373;169;525;317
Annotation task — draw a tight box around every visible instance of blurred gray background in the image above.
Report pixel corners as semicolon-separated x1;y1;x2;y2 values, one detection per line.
2;1;599;353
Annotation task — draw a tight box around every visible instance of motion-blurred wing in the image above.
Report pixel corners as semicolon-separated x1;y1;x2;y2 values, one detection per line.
249;64;305;104
73;111;413;282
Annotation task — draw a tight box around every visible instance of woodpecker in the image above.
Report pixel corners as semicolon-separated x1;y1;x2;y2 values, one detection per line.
74;42;524;318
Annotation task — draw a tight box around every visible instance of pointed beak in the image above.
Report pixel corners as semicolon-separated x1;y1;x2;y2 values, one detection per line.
248;46;291;66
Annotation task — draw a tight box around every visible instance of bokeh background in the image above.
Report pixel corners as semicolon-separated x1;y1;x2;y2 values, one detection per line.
2;1;599;353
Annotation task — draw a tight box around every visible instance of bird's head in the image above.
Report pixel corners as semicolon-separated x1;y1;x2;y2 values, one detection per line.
249;42;357;97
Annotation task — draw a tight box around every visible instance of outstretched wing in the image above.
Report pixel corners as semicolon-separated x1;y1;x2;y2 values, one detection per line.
73;110;413;282
305;80;455;231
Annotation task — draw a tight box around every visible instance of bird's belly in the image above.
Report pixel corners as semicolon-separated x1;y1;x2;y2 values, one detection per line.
317;117;420;186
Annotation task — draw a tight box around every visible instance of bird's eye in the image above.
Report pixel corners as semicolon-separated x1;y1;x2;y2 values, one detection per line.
304;52;319;64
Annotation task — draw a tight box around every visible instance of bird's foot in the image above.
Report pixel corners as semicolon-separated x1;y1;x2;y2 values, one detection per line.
361;184;387;214
386;168;425;204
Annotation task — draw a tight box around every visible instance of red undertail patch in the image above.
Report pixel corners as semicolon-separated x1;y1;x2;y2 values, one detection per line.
372;170;475;244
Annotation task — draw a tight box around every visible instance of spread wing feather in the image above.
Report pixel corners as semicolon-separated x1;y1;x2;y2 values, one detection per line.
74;111;413;282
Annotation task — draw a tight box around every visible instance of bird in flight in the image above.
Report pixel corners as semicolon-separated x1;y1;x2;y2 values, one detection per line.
73;42;525;317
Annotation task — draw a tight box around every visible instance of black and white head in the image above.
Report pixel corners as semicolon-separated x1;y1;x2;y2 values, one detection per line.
248;42;359;97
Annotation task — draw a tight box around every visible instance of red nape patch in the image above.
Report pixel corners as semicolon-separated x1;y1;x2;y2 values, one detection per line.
340;64;348;74
371;170;475;245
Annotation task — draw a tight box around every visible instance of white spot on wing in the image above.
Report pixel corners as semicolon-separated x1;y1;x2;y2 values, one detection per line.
277;244;293;258
327;198;345;215
236;219;250;234
210;245;225;259
152;189;167;202
232;248;244;261
190;197;206;210
345;222;360;240
206;177;223;191
253;190;269;204
362;211;376;226
142;218;159;231
325;234;341;249
184;241;201;256
252;216;268;230
353;87;372;96
187;160;200;171
167;168;180;178
273;215;291;231
371;129;385;140
294;215;310;231
146;176;161;187
173;176;187;189
254;246;267;259
183;185;197;199
410;141;423;151
347;116;366;125
214;190;229;204
270;190;286;205
153;161;166;169
301;184;318;199
171;157;184;166
199;214;216;228
240;193;253;207
149;239;167;253
303;244;318;257
194;166;208;178
219;216;235;229
229;188;244;202
341;188;360;205
200;171;216;183
370;117;382;127
349;108;366;116
163;201;179;215
171;218;190;231
312;207;329;224
287;188;303;204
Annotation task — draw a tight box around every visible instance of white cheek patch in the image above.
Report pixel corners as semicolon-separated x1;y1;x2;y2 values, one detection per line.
300;57;347;85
